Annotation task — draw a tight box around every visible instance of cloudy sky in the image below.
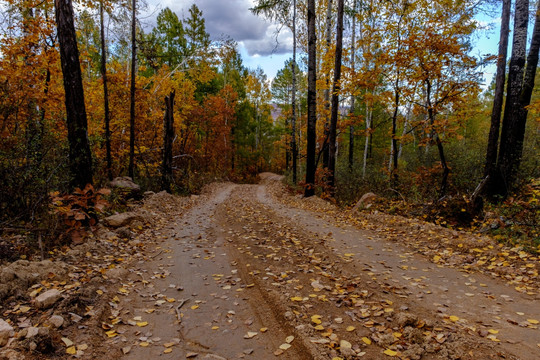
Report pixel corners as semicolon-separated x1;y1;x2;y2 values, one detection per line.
144;0;294;79
142;0;500;86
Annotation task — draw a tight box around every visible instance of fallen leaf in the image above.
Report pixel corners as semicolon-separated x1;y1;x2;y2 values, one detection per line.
190;305;199;310
66;346;76;355
488;329;499;334
383;349;398;356
527;319;539;324
139;342;149;347
290;296;303;302
163;348;172;354
346;326;356;332
311;315;322;324
279;343;291;350
449;315;459;322
260;327;268;333
136;322;148;327
61;338;74;347
361;337;372;345
286;335;294;343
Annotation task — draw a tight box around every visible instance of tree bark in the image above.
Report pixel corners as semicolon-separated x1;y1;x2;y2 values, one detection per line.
162;91;175;193
304;0;317;197
128;0;136;179
55;0;93;189
100;1;112;181
322;0;333;170
327;0;344;195
291;0;298;184
348;0;357;171
494;0;530;196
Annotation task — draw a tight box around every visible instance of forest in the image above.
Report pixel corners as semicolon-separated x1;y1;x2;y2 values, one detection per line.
0;0;538;254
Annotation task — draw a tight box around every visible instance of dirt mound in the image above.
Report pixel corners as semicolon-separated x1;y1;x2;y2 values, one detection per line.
0;260;68;301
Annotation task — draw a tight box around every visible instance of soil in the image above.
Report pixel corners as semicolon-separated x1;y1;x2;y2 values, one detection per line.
1;174;539;359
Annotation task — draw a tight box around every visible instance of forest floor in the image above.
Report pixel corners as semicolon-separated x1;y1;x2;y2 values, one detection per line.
1;173;539;360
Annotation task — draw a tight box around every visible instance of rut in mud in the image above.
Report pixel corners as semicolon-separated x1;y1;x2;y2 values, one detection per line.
99;174;539;360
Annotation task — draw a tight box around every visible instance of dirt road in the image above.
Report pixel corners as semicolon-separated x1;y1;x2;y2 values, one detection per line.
104;174;539;359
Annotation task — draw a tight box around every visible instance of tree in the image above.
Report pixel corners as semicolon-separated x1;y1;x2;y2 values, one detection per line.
100;0;112;181
162;90;175;192
492;0;540;197
251;0;299;182
305;0;317;197
128;0;136;179
327;0;344;194
185;4;210;57
55;0;93;189
348;0;358;170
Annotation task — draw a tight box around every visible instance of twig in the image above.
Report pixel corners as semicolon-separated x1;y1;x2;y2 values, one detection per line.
152;250;163;259
175;298;189;321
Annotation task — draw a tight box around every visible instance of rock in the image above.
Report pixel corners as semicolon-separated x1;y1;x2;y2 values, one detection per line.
0;319;14;347
103;212;143;228
115;227;132;239
202;355;227;360
34;289;62;309
339;340;355;357
396;312;418;327
24;327;38;339
352;192;377;211
48;315;64;329
0;349;26;360
105;268;128;282
109;177;140;193
143;191;155;198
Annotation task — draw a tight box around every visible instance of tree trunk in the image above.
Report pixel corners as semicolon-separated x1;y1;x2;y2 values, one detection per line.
484;0;510;180
128;0;136;179
348;0;357;171
322;0;333;170
426;80;449;196
390;76;399;187
493;0;532;196
362;106;371;178
55;0;93;189
162;91;175;193
304;0;317;197
327;0;344;195
291;0;298;184
100;1;112;181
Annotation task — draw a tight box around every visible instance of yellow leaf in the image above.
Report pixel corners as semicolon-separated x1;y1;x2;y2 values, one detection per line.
314;325;324;330
488;329;499;334
145;309;155;314
279;343;291;350
163;348;172;354
383;349;398;356
136;322;148;327
527;319;539;324
346;326;355;332
311;315;322;324
344;253;354;257
433;255;441;263
449;315;459;322
260;327;268;333
212;326;219;330
66;346;77;355
290;296;303;302
139;342;149;347
362;337;372;345
163;342;175;348
105;330;117;338
190;305;199;310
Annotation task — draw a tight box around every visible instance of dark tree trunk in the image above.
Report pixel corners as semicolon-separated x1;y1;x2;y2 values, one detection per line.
55;0;93;189
327;0;344;195
322;0;333;170
128;0;136;179
100;1;112;181
162;91;175;193
426;80;449;196
494;0;531;196
291;0;298;184
348;0;357;171
484;0;510;182
304;0;317;197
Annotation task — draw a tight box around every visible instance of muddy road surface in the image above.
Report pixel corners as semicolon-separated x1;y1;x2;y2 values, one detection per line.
103;174;539;359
